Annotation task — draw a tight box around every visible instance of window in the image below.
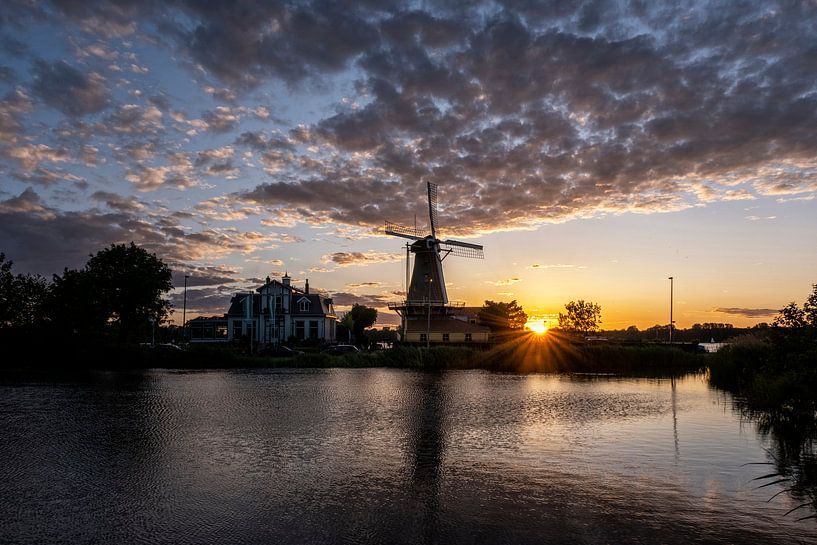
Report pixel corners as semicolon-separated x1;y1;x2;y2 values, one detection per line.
442;333;450;342
295;320;305;339
465;333;472;342
420;333;427;342
233;321;242;339
309;321;319;339
299;299;310;312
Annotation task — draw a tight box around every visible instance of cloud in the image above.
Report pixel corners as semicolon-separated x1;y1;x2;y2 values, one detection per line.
2;144;70;171
346;281;382;289
0;88;33;142
99;104;163;134
7;1;817;277
0;196;274;276
714;307;779;318
488;277;521;286
31;60;110;116
201;107;240;133
167;286;234;316
527;263;577;270
330;292;393;308
321;251;402;267
170;265;242;288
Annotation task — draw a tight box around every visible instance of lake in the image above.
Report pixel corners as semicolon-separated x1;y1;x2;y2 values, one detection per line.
1;369;815;544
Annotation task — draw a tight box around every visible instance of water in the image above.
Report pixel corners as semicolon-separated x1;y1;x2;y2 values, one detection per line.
1;369;815;544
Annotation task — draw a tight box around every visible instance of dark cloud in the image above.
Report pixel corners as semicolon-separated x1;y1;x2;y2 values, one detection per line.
0;191;272;276
31;60;111;116
714;307;779;318
330;292;393;308
321;251;402;267
168;286;233;316
170;265;241;288
4;1;817;267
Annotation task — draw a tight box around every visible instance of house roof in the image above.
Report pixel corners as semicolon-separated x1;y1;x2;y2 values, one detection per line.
227;293;261;316
406;319;490;334
292;293;335;317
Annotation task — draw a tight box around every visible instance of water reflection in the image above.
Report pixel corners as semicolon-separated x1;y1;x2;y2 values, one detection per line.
735;399;817;522
407;373;447;544
2;370;816;544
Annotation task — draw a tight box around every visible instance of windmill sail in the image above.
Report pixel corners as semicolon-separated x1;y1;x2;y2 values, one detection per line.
427;182;438;238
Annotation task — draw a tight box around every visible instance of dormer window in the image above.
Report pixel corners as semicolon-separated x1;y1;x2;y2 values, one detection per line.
298;297;311;312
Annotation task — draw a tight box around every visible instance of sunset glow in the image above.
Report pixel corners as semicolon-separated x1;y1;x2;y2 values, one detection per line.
526;320;548;335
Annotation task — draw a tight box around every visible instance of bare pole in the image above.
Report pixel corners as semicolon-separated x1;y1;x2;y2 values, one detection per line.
668;276;674;344
426;275;432;349
182;274;189;343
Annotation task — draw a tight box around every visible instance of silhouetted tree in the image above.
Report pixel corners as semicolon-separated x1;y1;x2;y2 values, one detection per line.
347;304;377;344
558;300;602;334
50;243;172;341
0;253;50;329
478;300;527;332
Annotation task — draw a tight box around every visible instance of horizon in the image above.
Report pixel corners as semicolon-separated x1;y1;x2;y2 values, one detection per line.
2;1;816;330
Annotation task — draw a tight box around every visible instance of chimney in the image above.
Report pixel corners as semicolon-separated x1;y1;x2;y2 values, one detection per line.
282;272;290;287
305;278;309;294
265;275;271;285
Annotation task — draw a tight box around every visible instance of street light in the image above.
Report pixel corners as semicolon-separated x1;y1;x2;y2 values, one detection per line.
182;274;189;343
668;276;674;344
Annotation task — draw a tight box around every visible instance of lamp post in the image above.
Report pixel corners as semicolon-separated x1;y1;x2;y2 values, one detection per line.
182;274;189;343
668;276;674;344
425;274;433;349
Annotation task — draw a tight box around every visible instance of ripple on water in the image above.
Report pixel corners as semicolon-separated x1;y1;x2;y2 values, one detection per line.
0;369;814;544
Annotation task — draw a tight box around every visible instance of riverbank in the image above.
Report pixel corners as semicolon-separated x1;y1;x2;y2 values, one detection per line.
6;336;705;375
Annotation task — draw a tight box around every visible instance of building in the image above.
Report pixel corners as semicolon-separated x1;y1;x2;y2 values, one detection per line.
402;318;490;345
189;274;336;345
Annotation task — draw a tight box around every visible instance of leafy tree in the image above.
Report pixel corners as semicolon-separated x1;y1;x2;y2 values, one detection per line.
347;304;377;342
478;300;528;332
557;300;602;334
0;253;50;328
803;284;817;327
50;243;172;341
0;253;15;326
773;301;807;329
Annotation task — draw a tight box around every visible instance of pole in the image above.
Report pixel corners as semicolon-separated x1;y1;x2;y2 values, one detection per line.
668;276;674;344
182;274;189;342
426;275;432;349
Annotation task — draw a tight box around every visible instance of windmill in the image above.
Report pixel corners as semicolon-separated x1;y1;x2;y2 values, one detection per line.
385;182;483;317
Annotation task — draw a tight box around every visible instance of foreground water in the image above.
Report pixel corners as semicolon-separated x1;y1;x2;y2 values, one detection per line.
1;369;815;544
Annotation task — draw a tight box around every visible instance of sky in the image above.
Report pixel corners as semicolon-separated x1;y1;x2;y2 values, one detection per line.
1;0;816;330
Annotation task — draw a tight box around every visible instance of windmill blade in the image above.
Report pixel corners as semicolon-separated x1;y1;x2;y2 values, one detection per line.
384;221;422;241
440;240;484;259
427;182;438;239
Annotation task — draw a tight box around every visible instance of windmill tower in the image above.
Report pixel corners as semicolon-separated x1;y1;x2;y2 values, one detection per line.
386;182;484;340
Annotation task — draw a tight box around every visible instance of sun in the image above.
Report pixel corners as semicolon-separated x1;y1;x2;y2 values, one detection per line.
526;320;548;335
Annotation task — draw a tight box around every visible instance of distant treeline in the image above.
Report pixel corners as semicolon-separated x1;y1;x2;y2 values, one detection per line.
599;322;768;343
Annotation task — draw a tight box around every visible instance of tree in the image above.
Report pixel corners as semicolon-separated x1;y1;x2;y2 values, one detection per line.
557;300;602;334
0;253;15;326
803;284;817;327
773;301;807;329
0;253;50;329
478;300;528;332
347;304;377;343
50;243;172;341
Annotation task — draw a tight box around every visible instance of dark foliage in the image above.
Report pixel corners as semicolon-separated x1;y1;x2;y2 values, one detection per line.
478;300;527;332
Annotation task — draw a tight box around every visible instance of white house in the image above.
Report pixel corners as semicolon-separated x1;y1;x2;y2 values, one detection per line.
191;274;336;345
